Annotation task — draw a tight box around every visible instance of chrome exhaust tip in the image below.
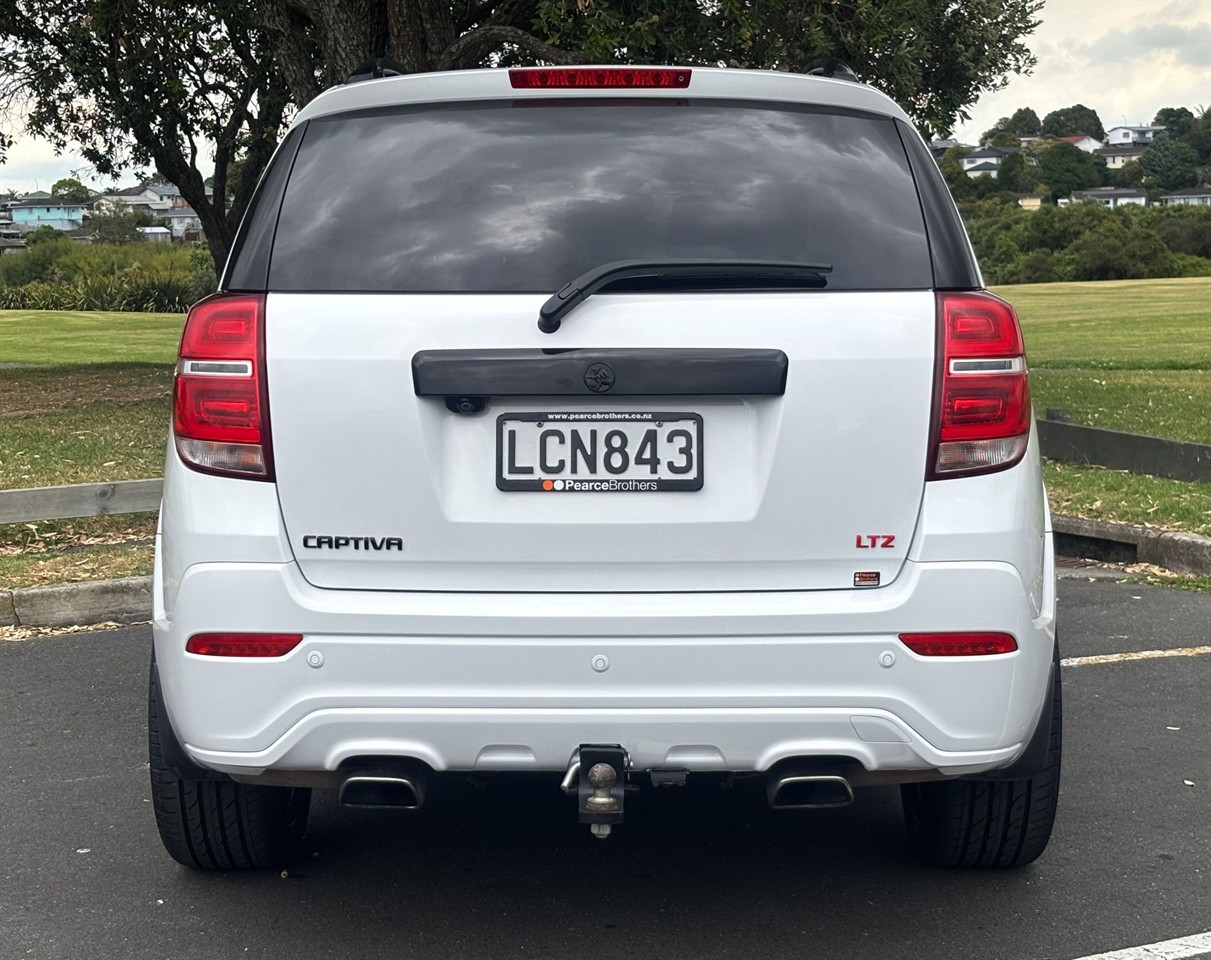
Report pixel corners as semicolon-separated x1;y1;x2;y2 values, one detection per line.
339;773;424;810
767;773;854;810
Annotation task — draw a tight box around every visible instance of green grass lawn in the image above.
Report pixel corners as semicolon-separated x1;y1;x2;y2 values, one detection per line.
1028;369;1211;446
1;308;179;490
995;277;1211;371
1044;461;1211;537
0;309;183;365
992;278;1211;444
0;363;172;488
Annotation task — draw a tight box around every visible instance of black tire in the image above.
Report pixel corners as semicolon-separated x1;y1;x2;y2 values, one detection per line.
900;642;1062;868
148;659;311;870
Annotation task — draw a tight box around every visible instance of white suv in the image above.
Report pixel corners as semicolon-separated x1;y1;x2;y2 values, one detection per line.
150;66;1059;870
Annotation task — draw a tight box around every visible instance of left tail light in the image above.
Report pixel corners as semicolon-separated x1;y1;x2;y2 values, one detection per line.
173;292;273;480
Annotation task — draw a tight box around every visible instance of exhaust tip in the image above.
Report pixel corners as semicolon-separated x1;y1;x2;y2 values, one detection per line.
339;775;423;810
767;774;854;810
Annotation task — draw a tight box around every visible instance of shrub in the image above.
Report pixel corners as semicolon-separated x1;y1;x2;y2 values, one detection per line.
1015;249;1059;284
0;240;197;311
1170;253;1211;277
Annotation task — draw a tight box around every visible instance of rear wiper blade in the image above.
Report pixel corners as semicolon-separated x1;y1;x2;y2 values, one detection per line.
537;259;833;333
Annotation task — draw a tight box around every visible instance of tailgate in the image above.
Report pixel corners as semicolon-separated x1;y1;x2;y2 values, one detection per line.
267;289;935;592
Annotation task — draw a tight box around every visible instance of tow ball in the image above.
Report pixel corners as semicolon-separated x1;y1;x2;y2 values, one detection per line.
562;745;628;839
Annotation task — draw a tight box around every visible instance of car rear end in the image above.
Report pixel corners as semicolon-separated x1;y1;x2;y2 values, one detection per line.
151;66;1058;869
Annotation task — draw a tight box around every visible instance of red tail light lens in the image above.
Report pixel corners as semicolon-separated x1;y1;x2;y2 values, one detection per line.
509;68;691;89
929;291;1031;479
186;632;303;657
173;293;273;480
899;632;1018;656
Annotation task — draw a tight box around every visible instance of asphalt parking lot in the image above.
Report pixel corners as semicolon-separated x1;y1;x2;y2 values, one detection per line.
2;576;1209;960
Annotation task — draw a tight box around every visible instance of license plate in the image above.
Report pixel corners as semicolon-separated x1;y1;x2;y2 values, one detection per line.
497;412;703;492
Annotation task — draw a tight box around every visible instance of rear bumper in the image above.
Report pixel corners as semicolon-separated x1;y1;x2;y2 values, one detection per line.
153;552;1055;780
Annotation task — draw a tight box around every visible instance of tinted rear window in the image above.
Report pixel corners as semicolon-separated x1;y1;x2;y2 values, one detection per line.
268;100;932;292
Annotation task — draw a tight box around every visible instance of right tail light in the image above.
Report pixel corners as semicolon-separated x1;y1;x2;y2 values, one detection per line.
929;291;1031;480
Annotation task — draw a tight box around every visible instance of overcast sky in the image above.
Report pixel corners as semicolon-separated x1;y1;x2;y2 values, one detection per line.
954;0;1211;142
1;0;1209;194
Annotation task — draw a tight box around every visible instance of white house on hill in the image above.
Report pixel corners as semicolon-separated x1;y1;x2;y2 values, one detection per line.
1104;125;1164;146
962;146;1017;178
1159;187;1211;207
1100;144;1148;169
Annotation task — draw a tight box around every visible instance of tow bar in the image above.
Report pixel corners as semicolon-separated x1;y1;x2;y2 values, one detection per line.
562;745;628;839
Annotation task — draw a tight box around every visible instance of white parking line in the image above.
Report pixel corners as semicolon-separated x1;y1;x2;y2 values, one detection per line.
1071;930;1211;959
1062;645;1211;668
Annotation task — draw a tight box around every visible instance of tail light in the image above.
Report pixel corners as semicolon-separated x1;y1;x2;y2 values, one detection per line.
186;632;303;657
173;292;273;480
928;291;1031;480
899;632;1018;656
509;68;691;89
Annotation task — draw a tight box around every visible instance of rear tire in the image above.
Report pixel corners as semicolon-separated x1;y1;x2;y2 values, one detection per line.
901;642;1062;868
148;659;311;870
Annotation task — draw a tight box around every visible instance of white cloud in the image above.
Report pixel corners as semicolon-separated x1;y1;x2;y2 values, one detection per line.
1085;23;1211;67
0;138;101;195
953;0;1211;141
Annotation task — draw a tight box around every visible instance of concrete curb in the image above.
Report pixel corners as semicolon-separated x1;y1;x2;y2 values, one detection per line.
4;576;152;629
2;516;1209;629
1051;516;1211;577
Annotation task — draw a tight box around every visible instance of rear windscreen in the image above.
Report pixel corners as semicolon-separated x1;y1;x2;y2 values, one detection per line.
268;100;933;293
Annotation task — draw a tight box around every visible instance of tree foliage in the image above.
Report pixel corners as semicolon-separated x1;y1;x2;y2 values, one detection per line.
996;152;1030;193
22;224;63;246
1008;106;1041;137
1;1;288;275
1035;141;1106;201
2;0;1044;276
955;196;1209;285
1140;136;1200;191
527;0;1041;139
87;205;144;244
1109;160;1144;188
50;176;91;202
981;105;1040;143
1041;104;1105;140
1153;107;1196;140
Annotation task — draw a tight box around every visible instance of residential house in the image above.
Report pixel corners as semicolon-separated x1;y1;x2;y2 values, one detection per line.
1159;187;1211;207
1058;187;1148;209
147;182;212;208
137;226;172;243
7;198;87;231
94;184;174;217
161;206;204;240
1060;134;1102;153
962;145;1018;178
1099;144;1148;169
929;138;967;160
1104;125;1164;146
0;237;27;256
95;182;211;239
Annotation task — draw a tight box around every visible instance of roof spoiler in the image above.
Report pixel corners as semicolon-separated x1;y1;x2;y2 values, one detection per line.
804;58;860;83
345;58;406;84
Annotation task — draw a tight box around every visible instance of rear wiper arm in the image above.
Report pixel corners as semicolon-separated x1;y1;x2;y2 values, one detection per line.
537;259;833;333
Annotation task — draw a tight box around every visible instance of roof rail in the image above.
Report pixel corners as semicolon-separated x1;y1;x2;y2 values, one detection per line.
804;58;860;83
